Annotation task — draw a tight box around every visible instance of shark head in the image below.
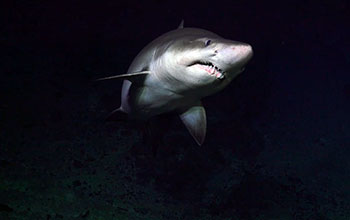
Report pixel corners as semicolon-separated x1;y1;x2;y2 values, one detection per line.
153;28;253;97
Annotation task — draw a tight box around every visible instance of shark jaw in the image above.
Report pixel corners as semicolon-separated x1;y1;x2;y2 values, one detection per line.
189;61;226;80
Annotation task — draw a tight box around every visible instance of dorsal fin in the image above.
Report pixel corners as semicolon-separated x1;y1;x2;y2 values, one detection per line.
95;71;150;82
178;20;184;29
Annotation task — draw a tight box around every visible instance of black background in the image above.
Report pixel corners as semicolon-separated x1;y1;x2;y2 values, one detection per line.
1;0;350;219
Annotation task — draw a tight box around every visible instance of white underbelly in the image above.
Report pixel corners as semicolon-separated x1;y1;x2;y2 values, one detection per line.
121;82;191;119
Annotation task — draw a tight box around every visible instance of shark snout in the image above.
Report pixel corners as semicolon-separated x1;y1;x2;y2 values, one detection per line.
218;42;253;69
245;44;253;60
237;43;253;61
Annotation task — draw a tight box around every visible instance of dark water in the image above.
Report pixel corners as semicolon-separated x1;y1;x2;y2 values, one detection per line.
1;1;349;219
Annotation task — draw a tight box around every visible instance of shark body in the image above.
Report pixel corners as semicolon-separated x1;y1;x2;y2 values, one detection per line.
98;22;253;145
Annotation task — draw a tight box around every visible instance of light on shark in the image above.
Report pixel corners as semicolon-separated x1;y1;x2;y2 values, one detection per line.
97;22;253;145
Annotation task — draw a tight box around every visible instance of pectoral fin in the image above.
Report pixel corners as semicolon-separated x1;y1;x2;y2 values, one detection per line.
95;71;150;82
179;102;207;145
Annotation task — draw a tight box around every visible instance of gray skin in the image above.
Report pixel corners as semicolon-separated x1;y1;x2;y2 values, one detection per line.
98;23;253;145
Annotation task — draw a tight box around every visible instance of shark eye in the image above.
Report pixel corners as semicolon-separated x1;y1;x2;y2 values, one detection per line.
205;40;211;46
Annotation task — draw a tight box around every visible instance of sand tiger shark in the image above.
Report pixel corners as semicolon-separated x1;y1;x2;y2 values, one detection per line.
97;21;253;145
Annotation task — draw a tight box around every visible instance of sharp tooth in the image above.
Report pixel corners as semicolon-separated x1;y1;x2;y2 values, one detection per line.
217;73;225;79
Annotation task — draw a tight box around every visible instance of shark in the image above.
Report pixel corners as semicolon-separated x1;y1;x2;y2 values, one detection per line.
97;21;253;145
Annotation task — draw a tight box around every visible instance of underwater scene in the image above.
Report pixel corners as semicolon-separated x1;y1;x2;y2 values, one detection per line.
1;1;349;219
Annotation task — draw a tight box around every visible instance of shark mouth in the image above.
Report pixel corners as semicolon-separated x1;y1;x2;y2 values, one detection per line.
190;61;226;80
